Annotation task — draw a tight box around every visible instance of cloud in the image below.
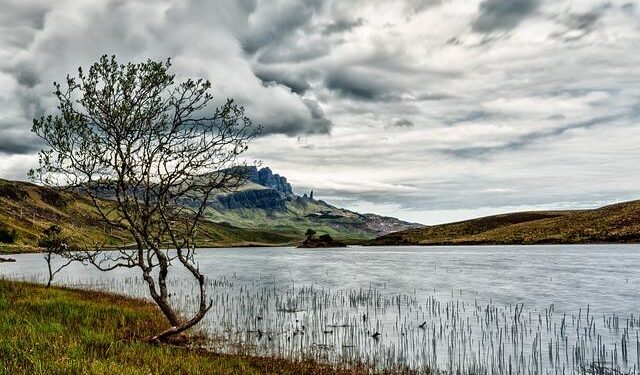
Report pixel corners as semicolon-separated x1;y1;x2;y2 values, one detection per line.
324;68;403;101
322;18;364;35
472;0;541;33
406;0;443;14
390;118;414;127
254;66;311;94
0;128;43;155
0;0;334;153
1;0;640;223
549;5;611;41
242;0;321;51
565;11;603;32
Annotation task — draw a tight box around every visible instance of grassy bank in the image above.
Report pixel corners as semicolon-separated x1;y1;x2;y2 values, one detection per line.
0;279;381;375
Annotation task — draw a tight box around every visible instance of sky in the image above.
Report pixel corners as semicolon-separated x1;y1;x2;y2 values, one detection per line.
1;0;639;224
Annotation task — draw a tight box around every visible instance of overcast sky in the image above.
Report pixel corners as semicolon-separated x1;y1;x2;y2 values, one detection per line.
1;0;639;224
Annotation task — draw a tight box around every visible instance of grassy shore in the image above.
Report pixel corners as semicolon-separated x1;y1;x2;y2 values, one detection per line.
0;279;385;375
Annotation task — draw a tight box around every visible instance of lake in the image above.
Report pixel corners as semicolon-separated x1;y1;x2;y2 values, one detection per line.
2;245;639;374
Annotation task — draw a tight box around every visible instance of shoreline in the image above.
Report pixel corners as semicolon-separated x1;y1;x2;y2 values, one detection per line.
3;240;639;256
0;278;394;375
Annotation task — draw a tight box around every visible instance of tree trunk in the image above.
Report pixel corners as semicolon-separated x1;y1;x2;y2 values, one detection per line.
144;292;211;343
140;259;211;343
45;254;52;288
142;265;211;343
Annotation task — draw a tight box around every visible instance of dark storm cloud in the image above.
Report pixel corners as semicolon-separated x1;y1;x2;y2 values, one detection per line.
548;4;611;41
241;0;324;55
257;41;331;64
555;4;611;39
13;64;40;88
254;67;311;94
0;1;48;33
416;92;456;101
565;11;603;31
260;99;331;135
0;126;42;155
0;0;336;160
303;99;333;133
324;69;402;101
472;0;541;33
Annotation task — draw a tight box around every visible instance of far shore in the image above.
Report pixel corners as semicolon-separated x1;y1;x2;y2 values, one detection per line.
3;239;639;257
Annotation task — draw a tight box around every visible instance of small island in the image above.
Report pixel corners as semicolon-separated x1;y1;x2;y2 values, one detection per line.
298;229;346;248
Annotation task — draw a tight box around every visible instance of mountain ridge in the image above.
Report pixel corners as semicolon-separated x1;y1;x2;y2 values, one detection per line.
203;166;422;238
0;166;421;252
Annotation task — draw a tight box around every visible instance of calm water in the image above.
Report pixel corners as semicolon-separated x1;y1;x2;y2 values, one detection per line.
2;245;639;374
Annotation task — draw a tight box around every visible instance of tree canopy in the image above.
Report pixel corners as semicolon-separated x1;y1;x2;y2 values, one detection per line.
30;55;259;341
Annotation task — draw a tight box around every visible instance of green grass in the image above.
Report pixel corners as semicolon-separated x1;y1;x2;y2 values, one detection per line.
204;198;383;242
0;279;378;375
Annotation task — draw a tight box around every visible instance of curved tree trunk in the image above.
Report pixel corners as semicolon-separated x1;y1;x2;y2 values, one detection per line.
143;281;211;343
141;247;211;343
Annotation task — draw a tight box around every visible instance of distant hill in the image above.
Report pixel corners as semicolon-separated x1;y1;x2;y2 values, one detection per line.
0;179;296;253
0;166;421;252
368;201;640;246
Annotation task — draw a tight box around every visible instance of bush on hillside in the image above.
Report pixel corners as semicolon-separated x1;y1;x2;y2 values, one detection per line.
0;224;17;244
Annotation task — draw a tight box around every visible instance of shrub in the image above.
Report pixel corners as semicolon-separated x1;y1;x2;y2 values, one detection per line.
0;224;17;244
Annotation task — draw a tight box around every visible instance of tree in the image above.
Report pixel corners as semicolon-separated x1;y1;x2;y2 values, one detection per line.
30;55;259;342
38;225;72;288
305;229;316;241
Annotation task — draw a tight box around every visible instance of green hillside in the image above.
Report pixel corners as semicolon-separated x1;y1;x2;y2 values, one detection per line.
0;179;296;254
205;196;419;241
368;200;640;246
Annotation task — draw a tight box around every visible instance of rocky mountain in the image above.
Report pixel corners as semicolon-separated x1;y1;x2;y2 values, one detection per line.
206;166;422;239
247;166;293;196
216;189;287;210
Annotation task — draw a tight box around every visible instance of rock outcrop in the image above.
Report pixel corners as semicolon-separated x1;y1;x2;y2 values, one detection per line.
216;189;287;210
298;234;346;248
213;166;294;211
245;167;293;196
